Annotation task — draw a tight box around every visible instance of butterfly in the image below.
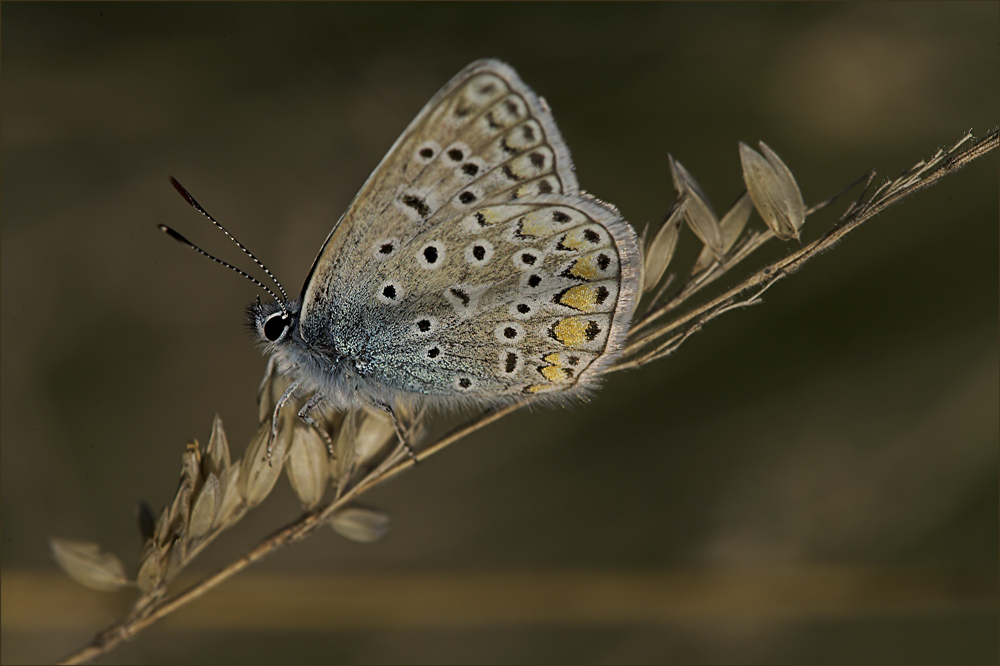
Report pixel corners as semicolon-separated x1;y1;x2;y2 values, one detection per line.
169;60;642;428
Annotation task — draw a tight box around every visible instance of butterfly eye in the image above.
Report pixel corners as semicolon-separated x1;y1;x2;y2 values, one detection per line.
262;312;291;342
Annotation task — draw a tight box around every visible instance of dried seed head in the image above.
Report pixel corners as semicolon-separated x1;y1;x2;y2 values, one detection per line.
152;501;173;548
188;473;220;539
285;422;330;509
685;191;722;253
332;408;399;486
692;191;755;274
331;506;391;543
332;412;359;483
719;191;754;250
136;544;169;595
50;539;130;592
215;463;245;527
181;441;202;490
205;414;231;476
669;154;713;209
156;443;201;547
164;533;187;582
643;199;685;292
241;412;294;507
669;156;723;253
149;444;200;553
740;141;805;241
355;407;397;463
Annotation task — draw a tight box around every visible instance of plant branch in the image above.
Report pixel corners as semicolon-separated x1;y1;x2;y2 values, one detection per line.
617;128;997;367
55;127;997;665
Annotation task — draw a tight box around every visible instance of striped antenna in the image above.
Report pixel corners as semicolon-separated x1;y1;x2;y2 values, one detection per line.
167;177;289;302
157;223;287;314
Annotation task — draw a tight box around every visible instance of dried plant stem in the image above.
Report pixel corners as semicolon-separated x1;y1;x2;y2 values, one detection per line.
57;403;524;666
618;129;998;369
56;128;996;665
631;228;775;335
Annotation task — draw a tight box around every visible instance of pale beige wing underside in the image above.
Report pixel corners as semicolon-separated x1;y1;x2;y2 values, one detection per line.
300;60;641;403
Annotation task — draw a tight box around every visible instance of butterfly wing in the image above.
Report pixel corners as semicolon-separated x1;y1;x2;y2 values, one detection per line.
299;59;641;406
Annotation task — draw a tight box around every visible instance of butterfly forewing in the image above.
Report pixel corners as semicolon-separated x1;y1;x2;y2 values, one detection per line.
302;61;574;312
299;59;641;407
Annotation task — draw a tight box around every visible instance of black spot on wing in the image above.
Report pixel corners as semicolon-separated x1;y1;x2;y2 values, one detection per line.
401;194;430;218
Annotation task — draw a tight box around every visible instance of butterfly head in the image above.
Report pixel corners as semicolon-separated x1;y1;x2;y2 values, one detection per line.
163;176;306;350
248;297;300;348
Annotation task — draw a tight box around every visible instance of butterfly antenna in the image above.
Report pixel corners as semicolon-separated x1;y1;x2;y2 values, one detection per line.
158;223;287;314
168;177;289;302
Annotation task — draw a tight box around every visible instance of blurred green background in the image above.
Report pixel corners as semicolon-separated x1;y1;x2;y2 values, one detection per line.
2;2;997;664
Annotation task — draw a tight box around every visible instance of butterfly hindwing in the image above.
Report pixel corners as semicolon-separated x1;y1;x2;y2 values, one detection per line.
368;196;641;402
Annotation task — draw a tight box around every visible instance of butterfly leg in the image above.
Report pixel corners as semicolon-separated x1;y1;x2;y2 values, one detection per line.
297;392;337;459
268;380;301;464
373;401;418;463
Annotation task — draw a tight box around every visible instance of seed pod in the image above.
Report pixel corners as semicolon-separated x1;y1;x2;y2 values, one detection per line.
50;539;129;592
215;463;244;527
354;408;397;463
205;414;230;477
241;412;294;507
286;422;330;509
188;473;220;539
331;506;391;543
136;544;169;595
643;199;685;292
670;156;723;254
692;191;754;274
740;141;805;241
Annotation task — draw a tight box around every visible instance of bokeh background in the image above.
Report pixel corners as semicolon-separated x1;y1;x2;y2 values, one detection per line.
2;3;997;664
